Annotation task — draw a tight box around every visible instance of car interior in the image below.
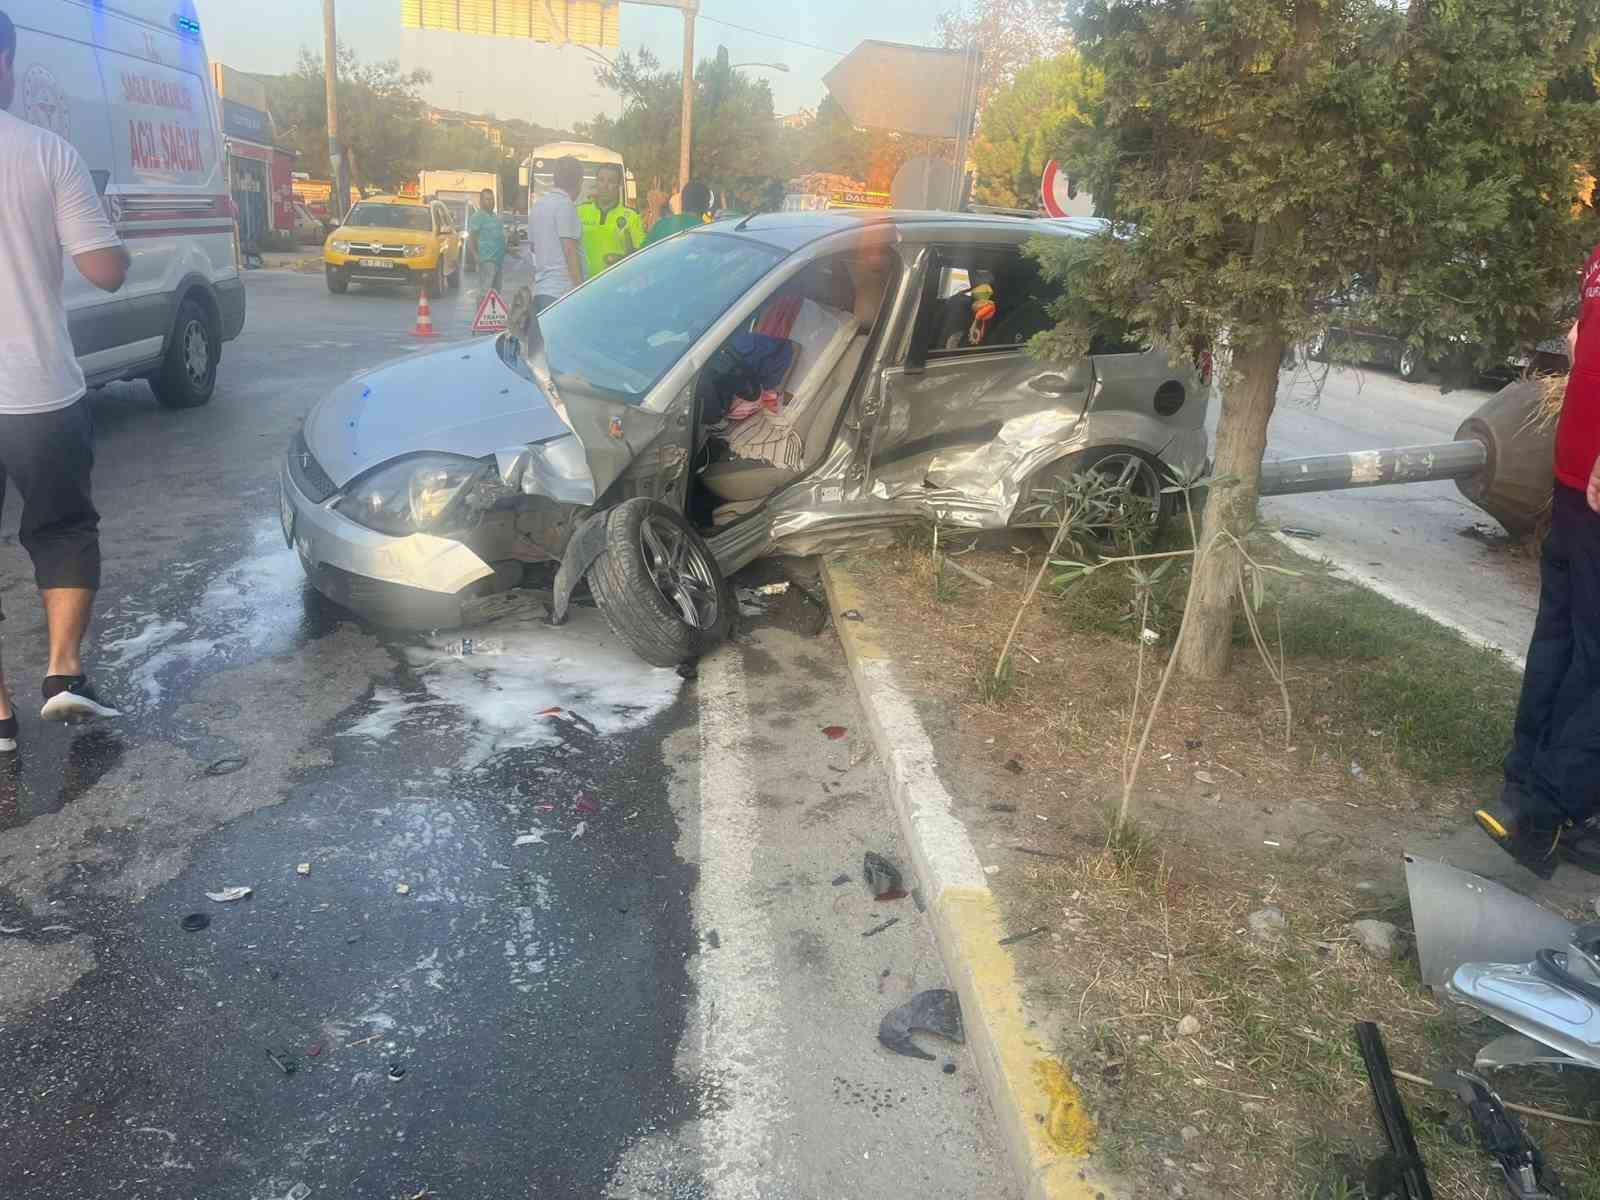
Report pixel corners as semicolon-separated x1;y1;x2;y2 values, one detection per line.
687;247;898;530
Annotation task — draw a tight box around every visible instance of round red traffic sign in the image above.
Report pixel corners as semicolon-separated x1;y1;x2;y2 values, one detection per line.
1040;159;1075;218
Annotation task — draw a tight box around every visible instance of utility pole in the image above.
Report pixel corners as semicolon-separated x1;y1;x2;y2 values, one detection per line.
323;0;345;221
677;0;697;193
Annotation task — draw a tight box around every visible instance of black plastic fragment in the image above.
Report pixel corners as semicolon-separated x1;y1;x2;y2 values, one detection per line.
266;1049;297;1076
180;913;210;932
863;852;905;900
204;755;248;777
862;917;900;938
878;988;966;1061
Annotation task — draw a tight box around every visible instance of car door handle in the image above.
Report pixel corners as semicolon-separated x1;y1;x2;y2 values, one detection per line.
1028;374;1073;395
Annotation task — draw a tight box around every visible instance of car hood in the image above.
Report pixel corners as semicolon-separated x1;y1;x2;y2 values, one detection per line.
334;224;436;246
305;336;570;487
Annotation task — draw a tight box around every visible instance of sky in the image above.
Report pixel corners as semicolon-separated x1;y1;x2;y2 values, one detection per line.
193;0;949;121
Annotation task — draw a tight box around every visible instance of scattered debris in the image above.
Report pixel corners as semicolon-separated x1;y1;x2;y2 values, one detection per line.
942;1061;957;1075
395;883;411;896
705;928;721;949
538;706;563;717
1263;839;1281;848
1004;756;1024;774
205;886;252;903
0;925;24;935
863;852;906;901
306;1044;323;1058
179;913;210;932
1351;919;1405;961
203;755;248;777
1194;770;1217;786
442;637;502;657
1279;526;1322;539
998;925;1047;947
862;917;900;938
1010;845;1068;860
848;741;874;768
1349;760;1366;780
676;661;698;681
841;609;864;621
1177;1015;1202;1038
754;582;790;596
1246;906;1286;942
822;725;848;740
513;830;547;847
286;1185;312;1200
988;803;1018;814
386;1063;407;1081
1405;855;1576;987
1354;1022;1433;1200
831;874;850;886
1459;521;1510;547
984;865;1000;875
570;821;587;841
942;557;996;589
347;1034;382;1048
878;988;966;1061
1435;1068;1563;1199
573;791;600;815
296;863;311;877
265;1049;297;1076
1184;738;1203;751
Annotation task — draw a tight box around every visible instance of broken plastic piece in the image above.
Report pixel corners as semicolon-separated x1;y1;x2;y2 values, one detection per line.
180;913;210;932
998;925;1047;947
1434;1068;1562;1200
205;886;252;903
395;883;411;896
676;661;698;680
754;582;790;596
387;1063;407;1081
1279;526;1322;539
266;1049;297;1076
1405;855;1575;988
862;917;900;938
822;725;847;740
878;988;966;1061
1005;757;1024;774
538;706;563;717
832;873;850;886
863;852;906;901
1474;1033;1587;1072
574;791;600;815
842;609;863;621
307;1044;324;1058
296;863;311;877
570;821;587;841
706;928;721;949
1354;1022;1433;1200
514;830;547;846
204;755;248;776
1448;958;1600;1068
286;1185;312;1200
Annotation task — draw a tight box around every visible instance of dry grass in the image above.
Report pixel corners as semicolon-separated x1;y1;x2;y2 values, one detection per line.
841;529;1600;1198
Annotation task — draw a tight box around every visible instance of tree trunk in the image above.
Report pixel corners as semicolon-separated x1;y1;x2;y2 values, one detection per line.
1175;336;1284;679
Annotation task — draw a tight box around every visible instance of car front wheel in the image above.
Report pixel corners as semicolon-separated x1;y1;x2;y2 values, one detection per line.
425;260;446;299
326;266;349;294
588;499;734;668
1398;344;1425;382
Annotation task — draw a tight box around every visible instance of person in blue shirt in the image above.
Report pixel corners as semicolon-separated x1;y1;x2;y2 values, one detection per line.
467;188;507;293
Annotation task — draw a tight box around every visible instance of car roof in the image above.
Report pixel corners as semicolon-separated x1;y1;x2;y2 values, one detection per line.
699;209;1102;253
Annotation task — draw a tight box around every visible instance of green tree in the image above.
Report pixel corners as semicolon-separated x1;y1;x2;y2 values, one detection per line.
971;50;1100;208
1033;0;1600;678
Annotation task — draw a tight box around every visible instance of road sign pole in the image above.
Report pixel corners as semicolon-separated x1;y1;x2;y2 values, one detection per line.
323;0;344;221
948;41;978;210
678;1;697;193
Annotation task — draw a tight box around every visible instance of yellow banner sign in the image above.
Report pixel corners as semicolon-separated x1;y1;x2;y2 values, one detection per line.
401;0;619;46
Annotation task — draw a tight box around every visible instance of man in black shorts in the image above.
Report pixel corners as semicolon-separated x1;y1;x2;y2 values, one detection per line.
0;11;130;751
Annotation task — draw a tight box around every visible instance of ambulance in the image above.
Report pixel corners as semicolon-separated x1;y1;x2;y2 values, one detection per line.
6;0;244;409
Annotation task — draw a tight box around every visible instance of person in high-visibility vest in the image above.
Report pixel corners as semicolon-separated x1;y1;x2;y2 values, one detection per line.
577;164;644;279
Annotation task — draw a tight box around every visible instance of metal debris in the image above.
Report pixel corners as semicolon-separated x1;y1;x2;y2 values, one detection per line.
878;989;966;1061
205;886;253;903
296;863;311;877
1405;855;1575;988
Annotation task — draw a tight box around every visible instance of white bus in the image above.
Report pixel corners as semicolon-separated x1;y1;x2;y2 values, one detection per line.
520;142;637;208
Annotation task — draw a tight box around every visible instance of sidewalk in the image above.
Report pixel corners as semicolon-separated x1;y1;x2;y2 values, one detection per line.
820;535;1595;1200
252;249;324;272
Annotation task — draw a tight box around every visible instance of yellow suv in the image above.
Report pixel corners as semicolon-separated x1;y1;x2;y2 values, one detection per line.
324;196;463;297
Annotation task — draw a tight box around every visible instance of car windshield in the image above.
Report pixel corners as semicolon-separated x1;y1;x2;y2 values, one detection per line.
346;203;431;232
539;232;785;406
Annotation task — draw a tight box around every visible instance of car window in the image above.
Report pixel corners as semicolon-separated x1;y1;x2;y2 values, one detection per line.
538;231;786;407
921;245;1066;358
346;203;432;232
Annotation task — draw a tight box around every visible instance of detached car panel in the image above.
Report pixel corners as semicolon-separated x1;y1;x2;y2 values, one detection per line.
283;211;1213;665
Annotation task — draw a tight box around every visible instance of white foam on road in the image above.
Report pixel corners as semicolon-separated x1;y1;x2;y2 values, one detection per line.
344;605;681;766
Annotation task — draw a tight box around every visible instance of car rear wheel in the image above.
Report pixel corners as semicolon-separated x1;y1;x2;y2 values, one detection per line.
588;499;733;668
326;266;349;294
1017;446;1171;551
151;298;217;409
1398;344;1425;382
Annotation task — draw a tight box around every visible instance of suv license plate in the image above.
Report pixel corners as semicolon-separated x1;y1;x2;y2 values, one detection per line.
360;257;393;268
279;483;296;548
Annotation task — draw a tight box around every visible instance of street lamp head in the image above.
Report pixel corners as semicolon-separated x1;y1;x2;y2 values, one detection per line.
729;60;789;73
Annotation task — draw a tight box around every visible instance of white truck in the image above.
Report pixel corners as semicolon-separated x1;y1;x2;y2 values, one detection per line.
418;169;500;266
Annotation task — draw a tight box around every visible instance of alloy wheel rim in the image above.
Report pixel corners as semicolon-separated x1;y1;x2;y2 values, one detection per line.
183;320;209;383
640;516;719;630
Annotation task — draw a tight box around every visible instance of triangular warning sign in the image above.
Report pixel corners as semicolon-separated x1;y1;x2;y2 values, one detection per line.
472;288;509;334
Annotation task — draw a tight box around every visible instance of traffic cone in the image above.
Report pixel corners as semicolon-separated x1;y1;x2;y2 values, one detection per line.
411;288;437;338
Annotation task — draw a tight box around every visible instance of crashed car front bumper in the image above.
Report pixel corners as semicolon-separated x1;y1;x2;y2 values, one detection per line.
279;458;497;624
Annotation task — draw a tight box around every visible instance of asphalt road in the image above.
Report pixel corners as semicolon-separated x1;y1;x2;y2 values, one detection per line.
1256;359;1542;661
0;258;1014;1199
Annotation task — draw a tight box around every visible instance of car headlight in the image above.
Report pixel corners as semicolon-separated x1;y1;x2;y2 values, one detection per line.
403;245;429;259
334;455;496;537
330;239;351;253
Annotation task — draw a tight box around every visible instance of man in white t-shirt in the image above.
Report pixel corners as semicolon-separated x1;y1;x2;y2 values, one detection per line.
0;9;131;749
529;155;585;313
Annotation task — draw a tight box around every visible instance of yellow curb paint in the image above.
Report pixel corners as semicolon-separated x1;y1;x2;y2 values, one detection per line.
1035;1059;1097;1156
823;566;891;662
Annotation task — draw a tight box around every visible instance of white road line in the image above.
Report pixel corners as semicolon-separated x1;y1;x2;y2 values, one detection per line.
694;649;790;1196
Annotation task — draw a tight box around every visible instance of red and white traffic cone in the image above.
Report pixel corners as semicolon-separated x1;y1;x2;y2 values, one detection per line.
411;288;437;338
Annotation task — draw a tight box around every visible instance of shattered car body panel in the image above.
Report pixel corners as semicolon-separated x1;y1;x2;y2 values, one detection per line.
282;210;1213;638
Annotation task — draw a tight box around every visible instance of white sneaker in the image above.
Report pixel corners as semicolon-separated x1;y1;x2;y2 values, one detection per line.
41;675;121;724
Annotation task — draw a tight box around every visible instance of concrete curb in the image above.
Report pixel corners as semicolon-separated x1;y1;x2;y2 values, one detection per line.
821;559;1116;1200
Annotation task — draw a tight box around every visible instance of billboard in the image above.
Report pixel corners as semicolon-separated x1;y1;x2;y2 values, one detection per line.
400;0;619;47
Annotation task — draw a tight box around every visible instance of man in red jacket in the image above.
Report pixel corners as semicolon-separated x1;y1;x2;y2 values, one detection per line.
1476;244;1600;876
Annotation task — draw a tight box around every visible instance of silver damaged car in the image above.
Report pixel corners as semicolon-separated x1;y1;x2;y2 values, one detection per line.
280;211;1211;667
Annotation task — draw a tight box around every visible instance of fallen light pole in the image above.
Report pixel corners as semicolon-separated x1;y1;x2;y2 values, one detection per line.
1259;439;1488;498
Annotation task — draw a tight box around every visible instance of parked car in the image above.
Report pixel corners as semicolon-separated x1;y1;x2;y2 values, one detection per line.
281;211;1211;665
9;0;245;410
323;196;464;297
292;201;331;244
